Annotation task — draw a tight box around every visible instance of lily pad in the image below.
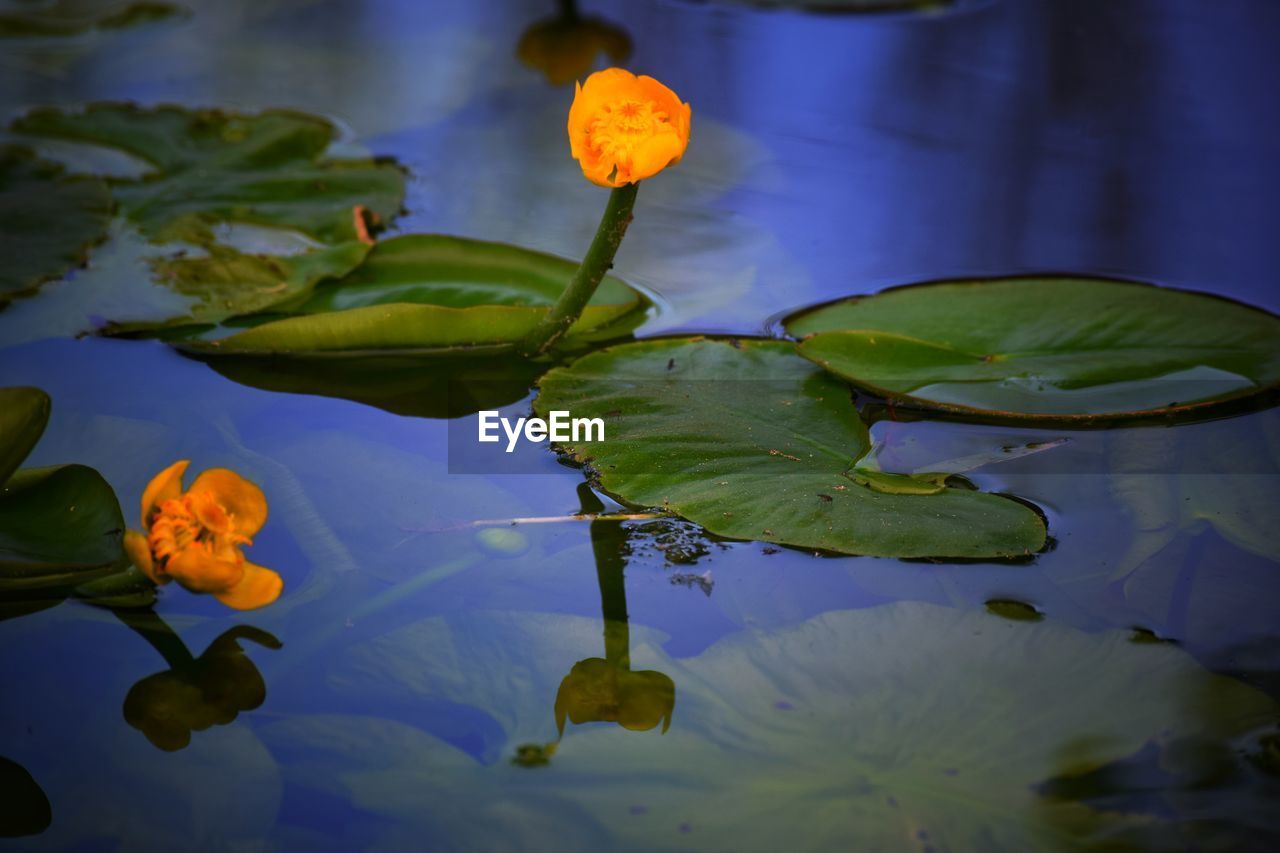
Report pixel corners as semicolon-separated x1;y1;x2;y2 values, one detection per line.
0;464;125;591
176;234;647;357
0;386;50;485
106;240;370;333
787;277;1280;423
534;337;1045;558
13;103;405;246
0;145;112;308
0;0;184;38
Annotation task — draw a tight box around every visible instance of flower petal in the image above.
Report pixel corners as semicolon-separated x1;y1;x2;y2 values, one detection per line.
187;468;268;538
213;562;283;611
629;129;686;183
140;460;189;529
124;529;167;585
166;548;244;594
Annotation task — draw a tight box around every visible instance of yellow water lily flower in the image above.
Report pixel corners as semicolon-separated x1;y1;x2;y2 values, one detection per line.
568;67;691;187
517;15;631;86
123;460;281;610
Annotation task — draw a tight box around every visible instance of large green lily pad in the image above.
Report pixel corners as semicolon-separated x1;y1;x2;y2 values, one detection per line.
0;145;112;308
0;0;184;38
13;103;404;246
268;602;1277;850
177;234;647;357
0;463;125;591
534;337;1046;558
787;277;1280;423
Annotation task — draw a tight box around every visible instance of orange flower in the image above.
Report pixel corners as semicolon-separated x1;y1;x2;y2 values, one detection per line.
517;16;631;86
123;460;281;610
568;67;691;188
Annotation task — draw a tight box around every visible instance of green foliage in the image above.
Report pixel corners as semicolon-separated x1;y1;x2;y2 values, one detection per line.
0;145;112;307
0;386;141;609
788;277;1280;422
13;103;404;245
534;337;1046;558
0;464;125;588
177;234;646;356
108;241;370;332
0;386;50;485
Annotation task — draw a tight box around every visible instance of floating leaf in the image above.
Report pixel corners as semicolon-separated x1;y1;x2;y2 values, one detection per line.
0;0;184;38
269;602;1276;850
534;337;1045;558
107;240;369;332
0;145;112;308
787;278;1280;423
0;463;125;591
13;103;404;246
0;386;50;485
177;234;647;357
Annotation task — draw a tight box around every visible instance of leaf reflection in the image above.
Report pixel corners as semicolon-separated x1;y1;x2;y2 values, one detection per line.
116;610;281;752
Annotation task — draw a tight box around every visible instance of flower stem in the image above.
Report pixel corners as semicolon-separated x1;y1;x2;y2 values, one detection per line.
519;182;639;357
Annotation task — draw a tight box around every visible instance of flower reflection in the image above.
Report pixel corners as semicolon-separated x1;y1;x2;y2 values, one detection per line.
555;648;675;734
118;611;281;752
123;460;282;610
517;519;675;764
517;10;631;87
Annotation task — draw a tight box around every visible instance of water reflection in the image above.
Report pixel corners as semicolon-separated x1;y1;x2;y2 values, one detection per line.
516;0;631;86
554;520;676;736
515;515;676;765
116;610;280;751
0;755;51;838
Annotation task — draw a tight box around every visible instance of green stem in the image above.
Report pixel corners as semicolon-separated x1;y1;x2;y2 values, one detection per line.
519;182;639;356
557;0;579;22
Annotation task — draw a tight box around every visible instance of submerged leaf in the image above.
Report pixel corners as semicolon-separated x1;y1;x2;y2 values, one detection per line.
269;602;1276;850
0;145;112;308
788;277;1280;423
534;337;1045;558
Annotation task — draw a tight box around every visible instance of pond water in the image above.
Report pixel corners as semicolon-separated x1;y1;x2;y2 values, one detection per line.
1;0;1278;849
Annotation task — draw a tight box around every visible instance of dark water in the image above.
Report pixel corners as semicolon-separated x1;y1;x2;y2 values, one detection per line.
1;0;1278;849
